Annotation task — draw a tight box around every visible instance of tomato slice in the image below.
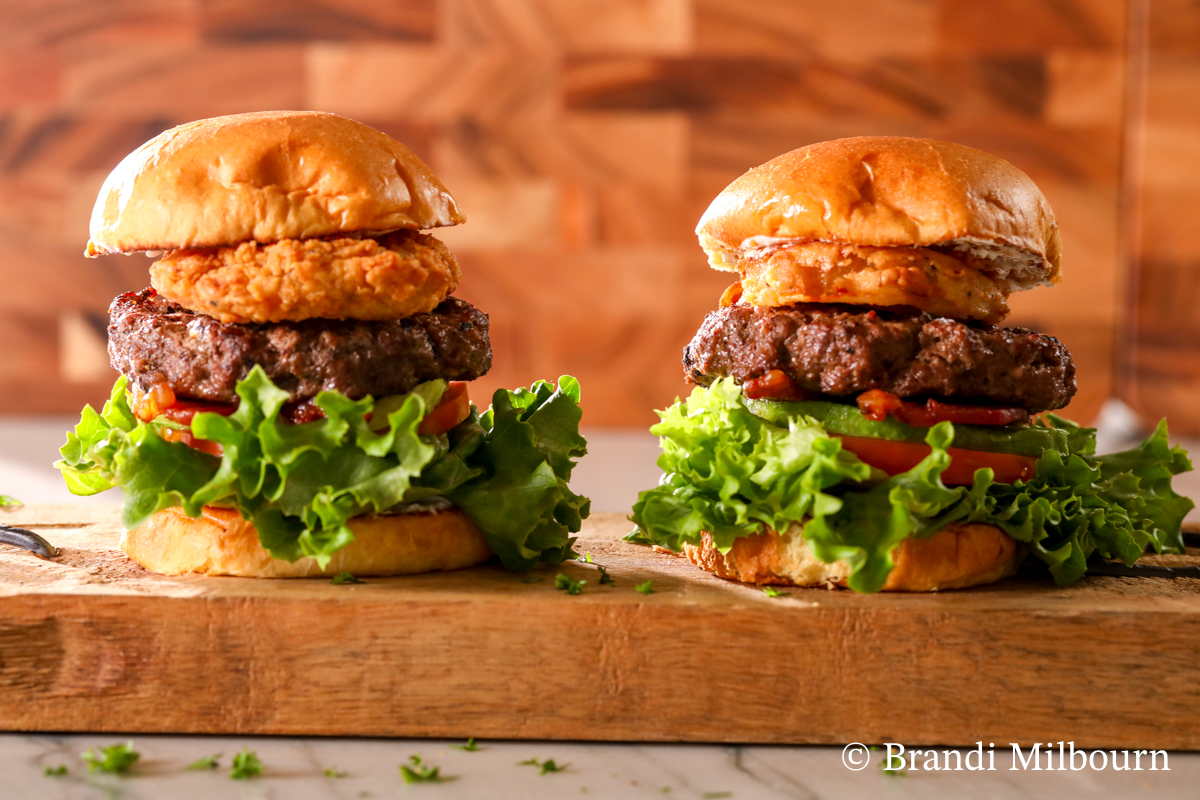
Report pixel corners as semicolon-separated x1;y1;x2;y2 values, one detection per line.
130;383;178;421
281;398;325;425
720;280;744;307
418;382;471;435
154;400;235;457
159;427;223;458
150;382;471;457
857;389;1030;427
161;400;237;426
835;434;1037;485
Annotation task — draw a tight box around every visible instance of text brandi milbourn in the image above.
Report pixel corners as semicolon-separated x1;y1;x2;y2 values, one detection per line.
884;742;1169;772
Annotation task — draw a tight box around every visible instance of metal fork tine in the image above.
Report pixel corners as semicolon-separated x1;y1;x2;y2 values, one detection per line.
0;524;57;559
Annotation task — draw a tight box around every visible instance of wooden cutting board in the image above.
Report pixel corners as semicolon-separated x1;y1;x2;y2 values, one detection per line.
3;503;1200;749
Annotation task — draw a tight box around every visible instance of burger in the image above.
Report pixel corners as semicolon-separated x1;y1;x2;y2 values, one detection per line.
56;111;589;577
629;136;1193;592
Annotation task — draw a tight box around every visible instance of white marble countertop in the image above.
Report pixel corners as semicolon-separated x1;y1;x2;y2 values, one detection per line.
7;734;1200;799
2;412;1200;798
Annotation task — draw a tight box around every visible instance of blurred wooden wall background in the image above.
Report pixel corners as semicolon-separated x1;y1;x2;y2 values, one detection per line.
0;0;1192;427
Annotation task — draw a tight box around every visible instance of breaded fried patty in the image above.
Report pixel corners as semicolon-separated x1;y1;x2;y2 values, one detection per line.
149;229;461;324
737;241;1010;323
684;303;1076;411
109;288;492;403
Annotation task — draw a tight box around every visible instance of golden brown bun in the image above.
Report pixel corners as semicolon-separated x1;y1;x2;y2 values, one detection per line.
681;521;1018;592
87;111;465;255
697;136;1061;292
121;506;493;578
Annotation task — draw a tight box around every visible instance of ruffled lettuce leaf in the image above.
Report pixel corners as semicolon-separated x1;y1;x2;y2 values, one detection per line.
448;376;590;569
56;368;589;570
629;379;873;552
629;379;1193;592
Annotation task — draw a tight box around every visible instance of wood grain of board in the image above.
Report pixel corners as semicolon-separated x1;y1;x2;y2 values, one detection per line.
2;504;1200;748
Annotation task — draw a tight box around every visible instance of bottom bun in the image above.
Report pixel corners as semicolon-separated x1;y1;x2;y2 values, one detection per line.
681;522;1018;591
121;505;493;578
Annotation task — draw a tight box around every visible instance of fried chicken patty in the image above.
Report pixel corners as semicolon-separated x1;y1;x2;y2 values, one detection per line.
684;303;1076;412
109;288;491;403
736;241;1010;323
149;229;461;324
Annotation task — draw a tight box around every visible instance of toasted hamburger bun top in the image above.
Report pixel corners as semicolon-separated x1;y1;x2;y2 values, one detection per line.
87;111;465;256
696;136;1061;293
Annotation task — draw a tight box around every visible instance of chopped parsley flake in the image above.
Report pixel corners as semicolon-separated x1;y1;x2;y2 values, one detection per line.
81;741;140;774
187;754;220;770
332;572;365;585
43;765;67;777
324;766;348;777
555;573;586;595
520;757;569;774
597;565;616;586
761;587;789;598
400;754;448;783
577;552;593;563
451;738;479;751
0;495;21;507
635;580;656;595
230;748;263;779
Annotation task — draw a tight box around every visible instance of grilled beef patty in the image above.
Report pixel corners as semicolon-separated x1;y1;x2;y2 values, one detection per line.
109;288;492;403
684;304;1076;412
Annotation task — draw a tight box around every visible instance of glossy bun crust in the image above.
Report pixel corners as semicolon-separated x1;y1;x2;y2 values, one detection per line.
696;136;1061;292
87;111;465;255
681;521;1018;591
122;506;493;578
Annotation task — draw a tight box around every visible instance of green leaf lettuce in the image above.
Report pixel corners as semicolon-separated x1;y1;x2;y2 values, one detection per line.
629;379;1193;592
56;368;589;570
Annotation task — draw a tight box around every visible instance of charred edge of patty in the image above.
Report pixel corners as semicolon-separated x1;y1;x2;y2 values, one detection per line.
683;303;1077;412
108;288;492;404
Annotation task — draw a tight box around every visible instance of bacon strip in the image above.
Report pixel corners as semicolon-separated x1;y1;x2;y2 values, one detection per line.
857;389;1029;427
742;370;813;401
